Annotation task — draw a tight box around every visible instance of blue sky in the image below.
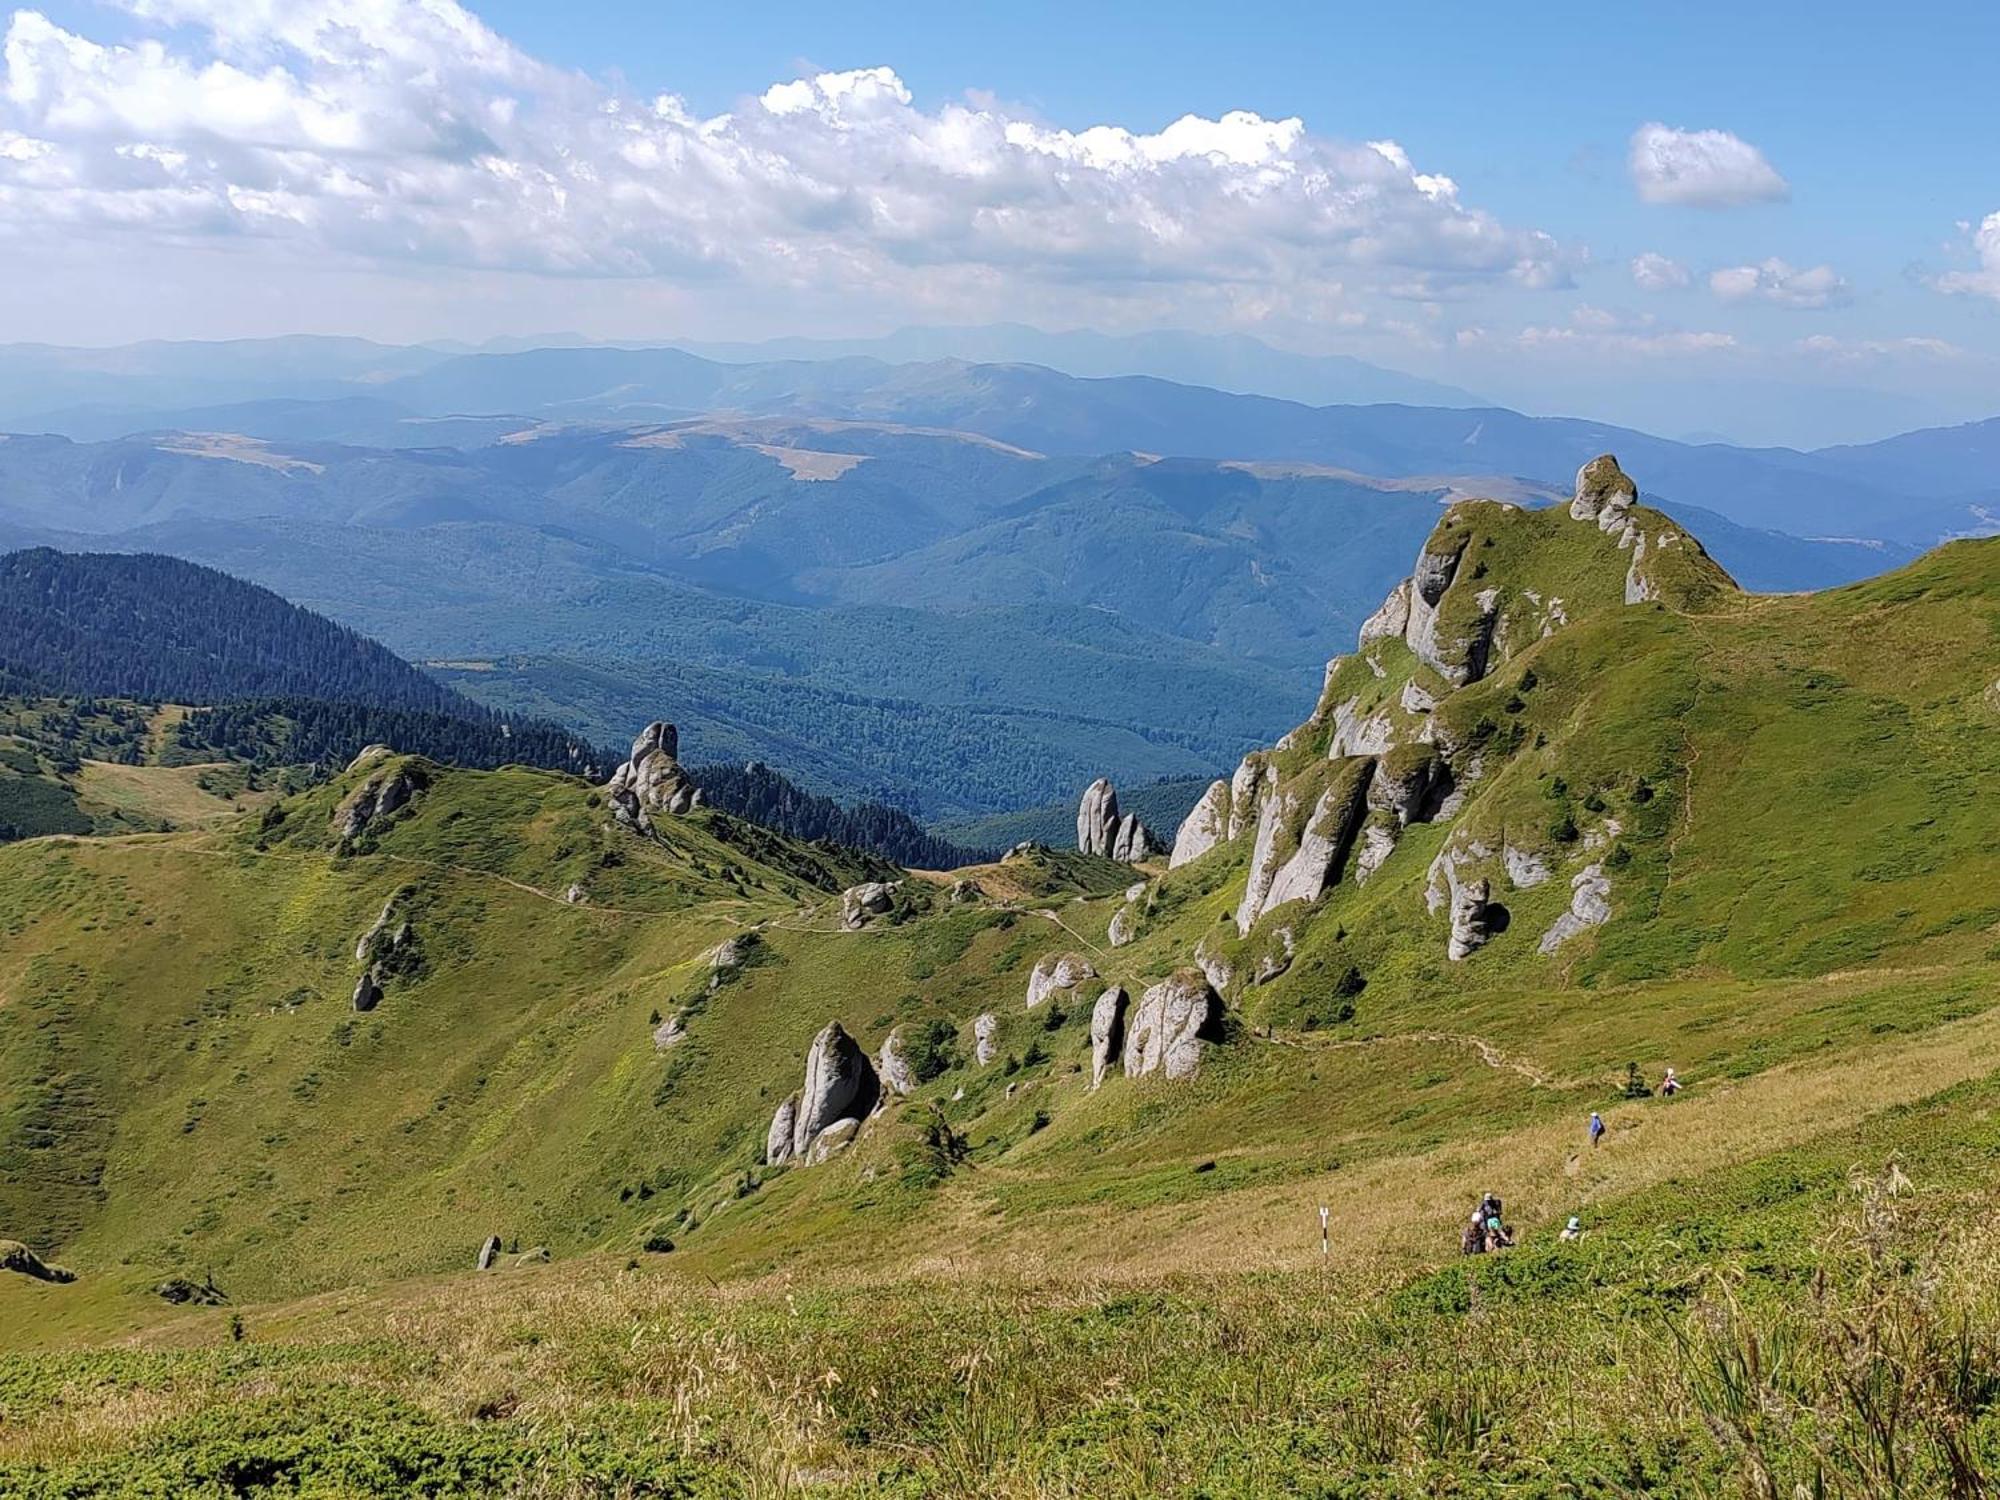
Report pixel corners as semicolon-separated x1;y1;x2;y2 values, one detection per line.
5;1;1997;442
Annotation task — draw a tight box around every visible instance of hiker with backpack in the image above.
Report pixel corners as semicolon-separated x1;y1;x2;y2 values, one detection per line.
1589;1111;1605;1148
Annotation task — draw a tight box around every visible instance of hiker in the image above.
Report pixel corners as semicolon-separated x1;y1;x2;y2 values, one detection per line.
1484;1215;1514;1252
1661;1067;1681;1097
1559;1216;1582;1243
1461;1216;1486;1255
1589;1111;1605;1148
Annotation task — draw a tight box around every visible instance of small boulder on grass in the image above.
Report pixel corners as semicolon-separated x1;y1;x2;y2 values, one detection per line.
0;1238;76;1284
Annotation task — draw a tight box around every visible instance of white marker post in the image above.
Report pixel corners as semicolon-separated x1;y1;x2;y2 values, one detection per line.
1319;1205;1329;1260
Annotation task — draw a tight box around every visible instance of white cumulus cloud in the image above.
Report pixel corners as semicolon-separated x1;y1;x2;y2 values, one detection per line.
1629;251;1691;291
1628;123;1788;208
0;0;1572;317
1933;211;2000;301
1709;258;1849;308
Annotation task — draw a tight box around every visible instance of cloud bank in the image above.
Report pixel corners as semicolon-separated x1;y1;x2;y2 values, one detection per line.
1709;258;1849;309
1934;211;2000;302
0;0;1570;316
1628;123;1787;208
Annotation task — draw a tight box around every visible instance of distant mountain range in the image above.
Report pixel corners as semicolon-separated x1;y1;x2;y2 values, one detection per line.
0;333;1990;819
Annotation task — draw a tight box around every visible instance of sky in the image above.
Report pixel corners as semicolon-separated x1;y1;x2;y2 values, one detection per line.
2;0;1997;443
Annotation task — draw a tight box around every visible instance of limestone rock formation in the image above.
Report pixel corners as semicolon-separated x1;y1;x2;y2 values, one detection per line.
1448;878;1493;961
1504;845;1551;888
1235;763;1373;935
1170;779;1230;868
1108;904;1137;948
766;1094;799;1165
1076;778;1157;862
973;1013;999;1066
807;1117;862;1163
1124;971;1222;1081
879;1027;916;1097
1077;777;1118;855
1570;453;1638;526
840;881;899;930
1368;745;1448;827
1539;864;1613;954
346;744;394;773
1357;578;1412;647
1328;697;1397;759
1354;821;1397;885
335;762;426;841
605;721;700;833
350;970;382;1013
949;878;985;904
652;1015;685;1051
1227;756;1266;841
476;1235;501;1271
1194;939;1234;996
792;1022;879;1158
1089;986;1127;1089
1026;952;1096;1009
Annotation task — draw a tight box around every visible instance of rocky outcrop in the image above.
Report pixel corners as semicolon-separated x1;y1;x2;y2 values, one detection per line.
1358;578;1412;648
1327;697;1397;759
1077;778;1156;862
1170;779;1230;868
1448;878;1493;961
1077;778;1118;855
346;743;394;773
1426;835;1494;914
792;1022;880;1159
1227;756;1266;841
766;1094;799;1165
1570;453;1637;527
1027;952;1096;1009
1089;986;1127;1088
0;1238;75;1284
335;762;427;841
1235;762;1374;935
351;970;383;1013
476;1235;502;1271
606;721;700;833
1194;939;1234;995
652;1015;685;1051
949;878;984;904
1403;534;1470;674
1108;904;1138;948
1368;745;1448;827
879;1027;916;1097
973;1013;999;1067
1125;971;1222;1081
807;1116;862;1163
709;936;752;974
1504;845;1551;889
840;881;899;930
1539;864;1612;954
1354;820;1397;885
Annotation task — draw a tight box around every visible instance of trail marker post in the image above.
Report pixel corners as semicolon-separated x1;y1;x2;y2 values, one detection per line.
1319;1205;1329;1260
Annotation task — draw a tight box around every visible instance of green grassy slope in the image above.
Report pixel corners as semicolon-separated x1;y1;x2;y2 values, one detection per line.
6;465;2000;1492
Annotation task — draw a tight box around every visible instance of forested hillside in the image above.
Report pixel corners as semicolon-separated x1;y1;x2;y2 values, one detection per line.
0;548;481;713
691;760;989;868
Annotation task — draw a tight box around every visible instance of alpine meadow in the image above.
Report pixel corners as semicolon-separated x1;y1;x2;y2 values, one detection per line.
5;2;2000;1496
